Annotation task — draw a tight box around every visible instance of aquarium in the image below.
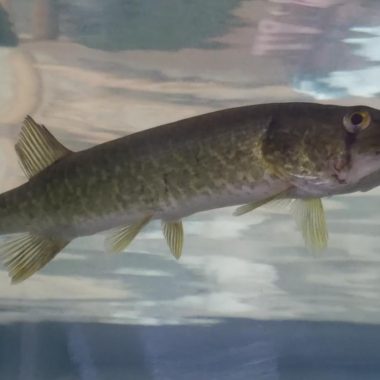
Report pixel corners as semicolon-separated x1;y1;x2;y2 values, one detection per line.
1;0;380;379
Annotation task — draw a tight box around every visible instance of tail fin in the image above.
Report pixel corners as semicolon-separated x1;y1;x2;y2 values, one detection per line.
0;233;70;283
0;115;73;283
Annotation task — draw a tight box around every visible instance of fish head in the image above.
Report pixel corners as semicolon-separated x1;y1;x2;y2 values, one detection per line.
261;103;380;196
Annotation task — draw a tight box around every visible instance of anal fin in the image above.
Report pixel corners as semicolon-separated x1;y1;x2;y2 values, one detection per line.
162;220;184;259
0;233;70;283
105;215;152;254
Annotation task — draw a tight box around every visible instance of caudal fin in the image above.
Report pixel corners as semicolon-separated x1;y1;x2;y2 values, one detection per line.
0;233;70;283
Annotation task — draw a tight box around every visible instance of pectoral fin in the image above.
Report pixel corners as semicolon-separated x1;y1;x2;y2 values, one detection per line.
162;220;184;259
233;189;290;216
105;215;152;254
290;198;328;252
0;233;70;283
235;192;328;252
233;198;274;216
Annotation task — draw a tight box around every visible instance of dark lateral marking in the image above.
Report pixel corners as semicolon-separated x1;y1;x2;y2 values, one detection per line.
163;173;169;196
194;151;201;166
331;131;357;184
343;131;357;167
345;132;357;148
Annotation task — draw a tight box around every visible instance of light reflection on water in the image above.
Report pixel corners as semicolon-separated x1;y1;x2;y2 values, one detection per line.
1;0;380;378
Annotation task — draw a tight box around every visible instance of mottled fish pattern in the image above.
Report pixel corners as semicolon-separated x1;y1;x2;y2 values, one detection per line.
1;102;380;283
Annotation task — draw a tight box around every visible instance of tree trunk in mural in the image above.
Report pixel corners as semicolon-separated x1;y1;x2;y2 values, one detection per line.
32;0;59;40
0;1;17;46
0;0;11;13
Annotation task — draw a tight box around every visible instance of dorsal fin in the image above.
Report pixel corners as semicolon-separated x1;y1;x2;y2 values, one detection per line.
15;115;72;178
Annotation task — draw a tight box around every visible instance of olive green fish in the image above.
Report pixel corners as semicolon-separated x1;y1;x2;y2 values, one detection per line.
1;102;380;283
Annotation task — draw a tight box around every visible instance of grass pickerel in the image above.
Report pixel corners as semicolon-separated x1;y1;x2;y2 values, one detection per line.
1;102;380;283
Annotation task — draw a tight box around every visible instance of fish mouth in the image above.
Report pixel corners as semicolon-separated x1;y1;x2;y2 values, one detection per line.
343;151;380;189
329;131;380;188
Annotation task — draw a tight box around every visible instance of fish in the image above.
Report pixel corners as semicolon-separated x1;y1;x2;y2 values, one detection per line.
1;102;380;283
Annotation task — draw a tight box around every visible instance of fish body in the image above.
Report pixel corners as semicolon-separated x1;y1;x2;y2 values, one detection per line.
0;104;286;238
2;102;380;282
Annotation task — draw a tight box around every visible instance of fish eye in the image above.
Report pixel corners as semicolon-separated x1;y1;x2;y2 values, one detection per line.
343;110;371;133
